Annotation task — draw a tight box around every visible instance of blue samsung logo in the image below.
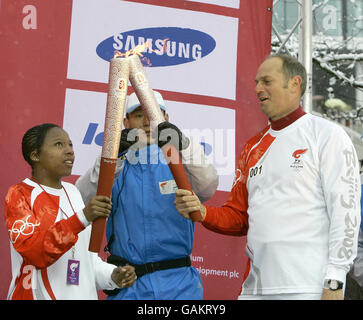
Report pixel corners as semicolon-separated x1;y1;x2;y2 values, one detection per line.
96;27;216;67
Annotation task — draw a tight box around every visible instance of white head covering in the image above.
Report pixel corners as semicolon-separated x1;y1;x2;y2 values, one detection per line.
126;90;166;114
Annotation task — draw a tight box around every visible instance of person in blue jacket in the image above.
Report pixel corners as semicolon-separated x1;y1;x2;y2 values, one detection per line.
76;90;219;299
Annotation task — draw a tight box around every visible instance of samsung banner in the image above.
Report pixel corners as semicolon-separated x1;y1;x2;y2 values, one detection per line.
67;0;238;99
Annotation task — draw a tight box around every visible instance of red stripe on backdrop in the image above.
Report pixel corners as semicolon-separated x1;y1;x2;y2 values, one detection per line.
122;0;240;17
0;0;74;299
157;91;237;110
65;78;238;110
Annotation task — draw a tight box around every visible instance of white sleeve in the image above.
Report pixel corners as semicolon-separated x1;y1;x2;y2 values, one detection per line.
61;182;91;227
319;126;361;284
180;139;219;203
75;155;125;205
75;209;91;228
91;253;119;290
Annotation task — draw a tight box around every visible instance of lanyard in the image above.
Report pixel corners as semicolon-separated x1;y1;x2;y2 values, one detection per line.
31;177;76;218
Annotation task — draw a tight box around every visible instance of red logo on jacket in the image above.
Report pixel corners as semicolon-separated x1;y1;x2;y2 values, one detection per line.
292;149;308;159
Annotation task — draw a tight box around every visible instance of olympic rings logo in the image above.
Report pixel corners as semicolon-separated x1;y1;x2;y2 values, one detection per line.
8;215;40;244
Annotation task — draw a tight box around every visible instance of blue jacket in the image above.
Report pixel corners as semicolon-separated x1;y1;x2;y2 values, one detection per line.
106;145;203;299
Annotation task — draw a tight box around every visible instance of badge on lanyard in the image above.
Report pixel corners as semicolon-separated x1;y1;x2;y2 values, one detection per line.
67;259;80;285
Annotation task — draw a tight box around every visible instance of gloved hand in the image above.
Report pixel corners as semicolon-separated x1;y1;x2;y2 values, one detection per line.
118;128;138;155
155;121;190;151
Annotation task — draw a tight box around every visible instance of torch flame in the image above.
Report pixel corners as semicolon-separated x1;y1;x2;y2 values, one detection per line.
113;38;169;61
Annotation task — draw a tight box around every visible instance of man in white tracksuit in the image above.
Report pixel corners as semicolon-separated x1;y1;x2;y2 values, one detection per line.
174;54;361;300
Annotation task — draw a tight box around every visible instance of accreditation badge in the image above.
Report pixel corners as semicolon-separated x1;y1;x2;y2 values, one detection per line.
66;259;80;285
159;179;178;195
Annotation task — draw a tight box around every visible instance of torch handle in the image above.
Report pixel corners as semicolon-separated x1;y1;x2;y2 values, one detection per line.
161;144;202;222
88;157;117;252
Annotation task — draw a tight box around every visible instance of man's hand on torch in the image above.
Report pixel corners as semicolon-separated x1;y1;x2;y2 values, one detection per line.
83;196;112;222
155;122;190;151
111;264;137;288
174;189;206;221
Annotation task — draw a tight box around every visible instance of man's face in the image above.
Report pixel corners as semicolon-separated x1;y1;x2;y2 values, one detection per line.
254;57;296;121
123;106;168;145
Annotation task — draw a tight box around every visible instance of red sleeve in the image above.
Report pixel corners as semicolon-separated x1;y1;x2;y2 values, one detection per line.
4;183;85;269
202;126;270;236
202;155;249;236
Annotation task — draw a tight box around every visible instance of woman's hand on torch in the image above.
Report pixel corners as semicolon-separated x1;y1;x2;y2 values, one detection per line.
174;189;206;221
83;195;112;222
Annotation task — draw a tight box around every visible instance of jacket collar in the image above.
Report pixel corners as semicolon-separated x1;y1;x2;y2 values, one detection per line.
270;106;306;131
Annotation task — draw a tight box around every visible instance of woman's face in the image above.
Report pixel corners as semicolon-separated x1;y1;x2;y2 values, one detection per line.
33;127;75;181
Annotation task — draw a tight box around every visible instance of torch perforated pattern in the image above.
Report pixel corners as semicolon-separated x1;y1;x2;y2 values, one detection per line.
102;58;129;159
128;54;165;126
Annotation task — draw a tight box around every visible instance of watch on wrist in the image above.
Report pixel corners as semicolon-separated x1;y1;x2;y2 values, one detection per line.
324;279;343;291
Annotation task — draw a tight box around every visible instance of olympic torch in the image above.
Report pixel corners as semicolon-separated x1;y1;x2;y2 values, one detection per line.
89;56;129;252
128;54;202;222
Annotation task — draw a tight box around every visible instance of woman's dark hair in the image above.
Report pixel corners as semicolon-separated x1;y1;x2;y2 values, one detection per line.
22;123;60;167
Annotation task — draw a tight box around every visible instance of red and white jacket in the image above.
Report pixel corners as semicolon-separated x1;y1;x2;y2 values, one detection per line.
4;178;117;300
203;107;361;296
